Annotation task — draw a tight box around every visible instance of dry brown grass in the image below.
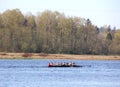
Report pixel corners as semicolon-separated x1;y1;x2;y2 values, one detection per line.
0;53;7;56
0;52;120;60
38;53;49;57
22;53;33;57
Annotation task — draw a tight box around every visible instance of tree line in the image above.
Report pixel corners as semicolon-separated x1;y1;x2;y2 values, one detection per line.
0;9;120;55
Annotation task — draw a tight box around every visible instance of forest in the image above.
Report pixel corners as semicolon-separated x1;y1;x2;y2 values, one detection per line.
0;9;120;55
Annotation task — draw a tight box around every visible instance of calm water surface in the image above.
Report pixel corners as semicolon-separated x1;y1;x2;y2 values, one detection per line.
0;59;120;87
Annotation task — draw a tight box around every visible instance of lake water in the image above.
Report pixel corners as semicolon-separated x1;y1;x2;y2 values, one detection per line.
0;59;120;87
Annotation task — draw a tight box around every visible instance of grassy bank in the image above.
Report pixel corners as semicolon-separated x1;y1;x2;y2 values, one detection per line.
0;52;120;60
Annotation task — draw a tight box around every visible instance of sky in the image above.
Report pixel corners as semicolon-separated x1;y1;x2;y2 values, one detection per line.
0;0;120;29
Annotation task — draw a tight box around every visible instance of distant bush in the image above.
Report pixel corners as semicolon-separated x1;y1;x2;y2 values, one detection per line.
22;53;32;57
0;53;7;56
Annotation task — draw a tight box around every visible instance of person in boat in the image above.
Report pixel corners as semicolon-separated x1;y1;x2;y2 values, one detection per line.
66;62;69;66
48;63;51;67
61;62;65;66
57;62;59;65
72;62;75;66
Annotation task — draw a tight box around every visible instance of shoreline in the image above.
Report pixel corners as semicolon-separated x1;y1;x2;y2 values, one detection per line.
0;52;120;60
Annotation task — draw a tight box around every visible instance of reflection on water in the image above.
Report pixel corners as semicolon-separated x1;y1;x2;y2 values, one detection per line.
0;59;120;87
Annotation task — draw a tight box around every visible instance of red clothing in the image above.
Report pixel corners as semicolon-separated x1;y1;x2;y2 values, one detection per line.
48;63;51;67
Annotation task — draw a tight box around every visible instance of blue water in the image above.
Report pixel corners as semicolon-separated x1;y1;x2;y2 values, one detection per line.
0;59;120;87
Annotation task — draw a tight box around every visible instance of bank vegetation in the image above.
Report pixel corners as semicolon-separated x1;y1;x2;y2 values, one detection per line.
0;9;120;55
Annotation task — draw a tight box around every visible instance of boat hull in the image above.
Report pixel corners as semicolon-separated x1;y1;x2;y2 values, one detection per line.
48;65;82;67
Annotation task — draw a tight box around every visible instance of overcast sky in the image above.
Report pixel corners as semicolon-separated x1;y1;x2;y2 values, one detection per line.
0;0;120;28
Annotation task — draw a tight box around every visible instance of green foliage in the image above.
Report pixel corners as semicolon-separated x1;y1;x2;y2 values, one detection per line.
0;9;119;55
2;9;25;28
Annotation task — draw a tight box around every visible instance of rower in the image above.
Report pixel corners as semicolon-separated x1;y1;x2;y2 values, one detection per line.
48;63;51;67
